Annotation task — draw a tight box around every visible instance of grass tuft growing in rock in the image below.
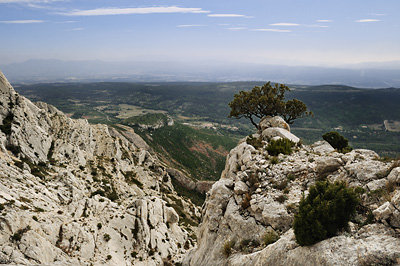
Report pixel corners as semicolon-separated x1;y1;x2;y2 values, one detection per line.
262;231;279;247
222;240;235;257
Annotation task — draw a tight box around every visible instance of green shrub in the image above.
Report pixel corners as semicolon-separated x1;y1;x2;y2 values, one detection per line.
270;156;279;164
262;231;279;246
322;131;352;153
293;181;359;246
122;171;143;189
239;238;260;253
246;135;263;149
11;226;31;242
266;138;294;156
272;180;288;191
103;233;111;242
287;173;296;181
276;194;287;203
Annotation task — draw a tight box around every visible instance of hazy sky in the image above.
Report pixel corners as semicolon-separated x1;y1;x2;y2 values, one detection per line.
1;0;399;66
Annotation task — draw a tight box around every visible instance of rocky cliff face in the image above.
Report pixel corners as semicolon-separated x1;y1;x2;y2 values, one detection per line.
184;117;400;266
0;71;198;266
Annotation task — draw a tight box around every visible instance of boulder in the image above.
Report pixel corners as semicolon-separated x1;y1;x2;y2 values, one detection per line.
315;157;343;176
261;201;292;231
234;181;249;195
366;179;387;191
388;167;400;185
310;141;335;154
259;116;290;132
262;128;300;144
165;206;179;224
373;202;395;221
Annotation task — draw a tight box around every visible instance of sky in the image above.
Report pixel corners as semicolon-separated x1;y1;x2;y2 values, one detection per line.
0;0;399;66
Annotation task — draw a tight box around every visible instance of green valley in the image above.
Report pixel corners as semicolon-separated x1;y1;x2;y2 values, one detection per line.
15;81;400;184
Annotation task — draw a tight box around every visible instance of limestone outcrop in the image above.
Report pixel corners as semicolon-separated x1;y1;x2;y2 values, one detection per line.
184;117;400;265
0;71;198;266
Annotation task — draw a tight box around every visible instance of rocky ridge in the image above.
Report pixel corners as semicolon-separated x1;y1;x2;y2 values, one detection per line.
184;116;400;265
0;71;199;266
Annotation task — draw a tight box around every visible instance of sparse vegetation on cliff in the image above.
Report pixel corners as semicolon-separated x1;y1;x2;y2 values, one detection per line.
266;138;295;156
293;181;359;246
322;131;352;153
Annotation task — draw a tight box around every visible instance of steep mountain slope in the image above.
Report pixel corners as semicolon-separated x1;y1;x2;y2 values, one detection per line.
0;71;198;266
184;117;400;266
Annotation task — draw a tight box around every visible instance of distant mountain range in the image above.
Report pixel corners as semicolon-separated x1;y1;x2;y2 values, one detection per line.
1;59;400;88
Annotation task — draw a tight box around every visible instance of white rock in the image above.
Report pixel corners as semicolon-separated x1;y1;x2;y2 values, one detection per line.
366;179;387;191
259;116;290;132
261;201;292;231
310;140;335;154
166;206;179;224
234;181;249;195
0;71;192;266
388;167;400;184
315;157;343;175
19;231;59;264
373;201;394;221
262;127;300;143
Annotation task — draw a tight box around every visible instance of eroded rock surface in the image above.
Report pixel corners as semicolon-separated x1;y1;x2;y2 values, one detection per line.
0;71;198;266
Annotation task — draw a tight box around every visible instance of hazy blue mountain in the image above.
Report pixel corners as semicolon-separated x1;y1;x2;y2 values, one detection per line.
2;59;400;88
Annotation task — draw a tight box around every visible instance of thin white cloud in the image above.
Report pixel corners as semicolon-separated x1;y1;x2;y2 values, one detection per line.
55;20;76;23
0;0;61;3
228;27;247;30
355;19;380;23
177;24;205;27
317;20;333;23
208;14;246;18
269;23;299;26
252;29;291;33
368;13;387;16
305;24;329;28
68;27;83;31
0;19;44;23
59;6;210;16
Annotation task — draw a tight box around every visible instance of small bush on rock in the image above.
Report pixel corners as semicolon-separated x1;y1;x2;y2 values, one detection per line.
246;135;263;149
322;131;352;153
262;230;279;246
266;138;294;156
103;233;111;242
293;181;359;246
270;156;279;164
11;226;31;242
222;240;235;257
